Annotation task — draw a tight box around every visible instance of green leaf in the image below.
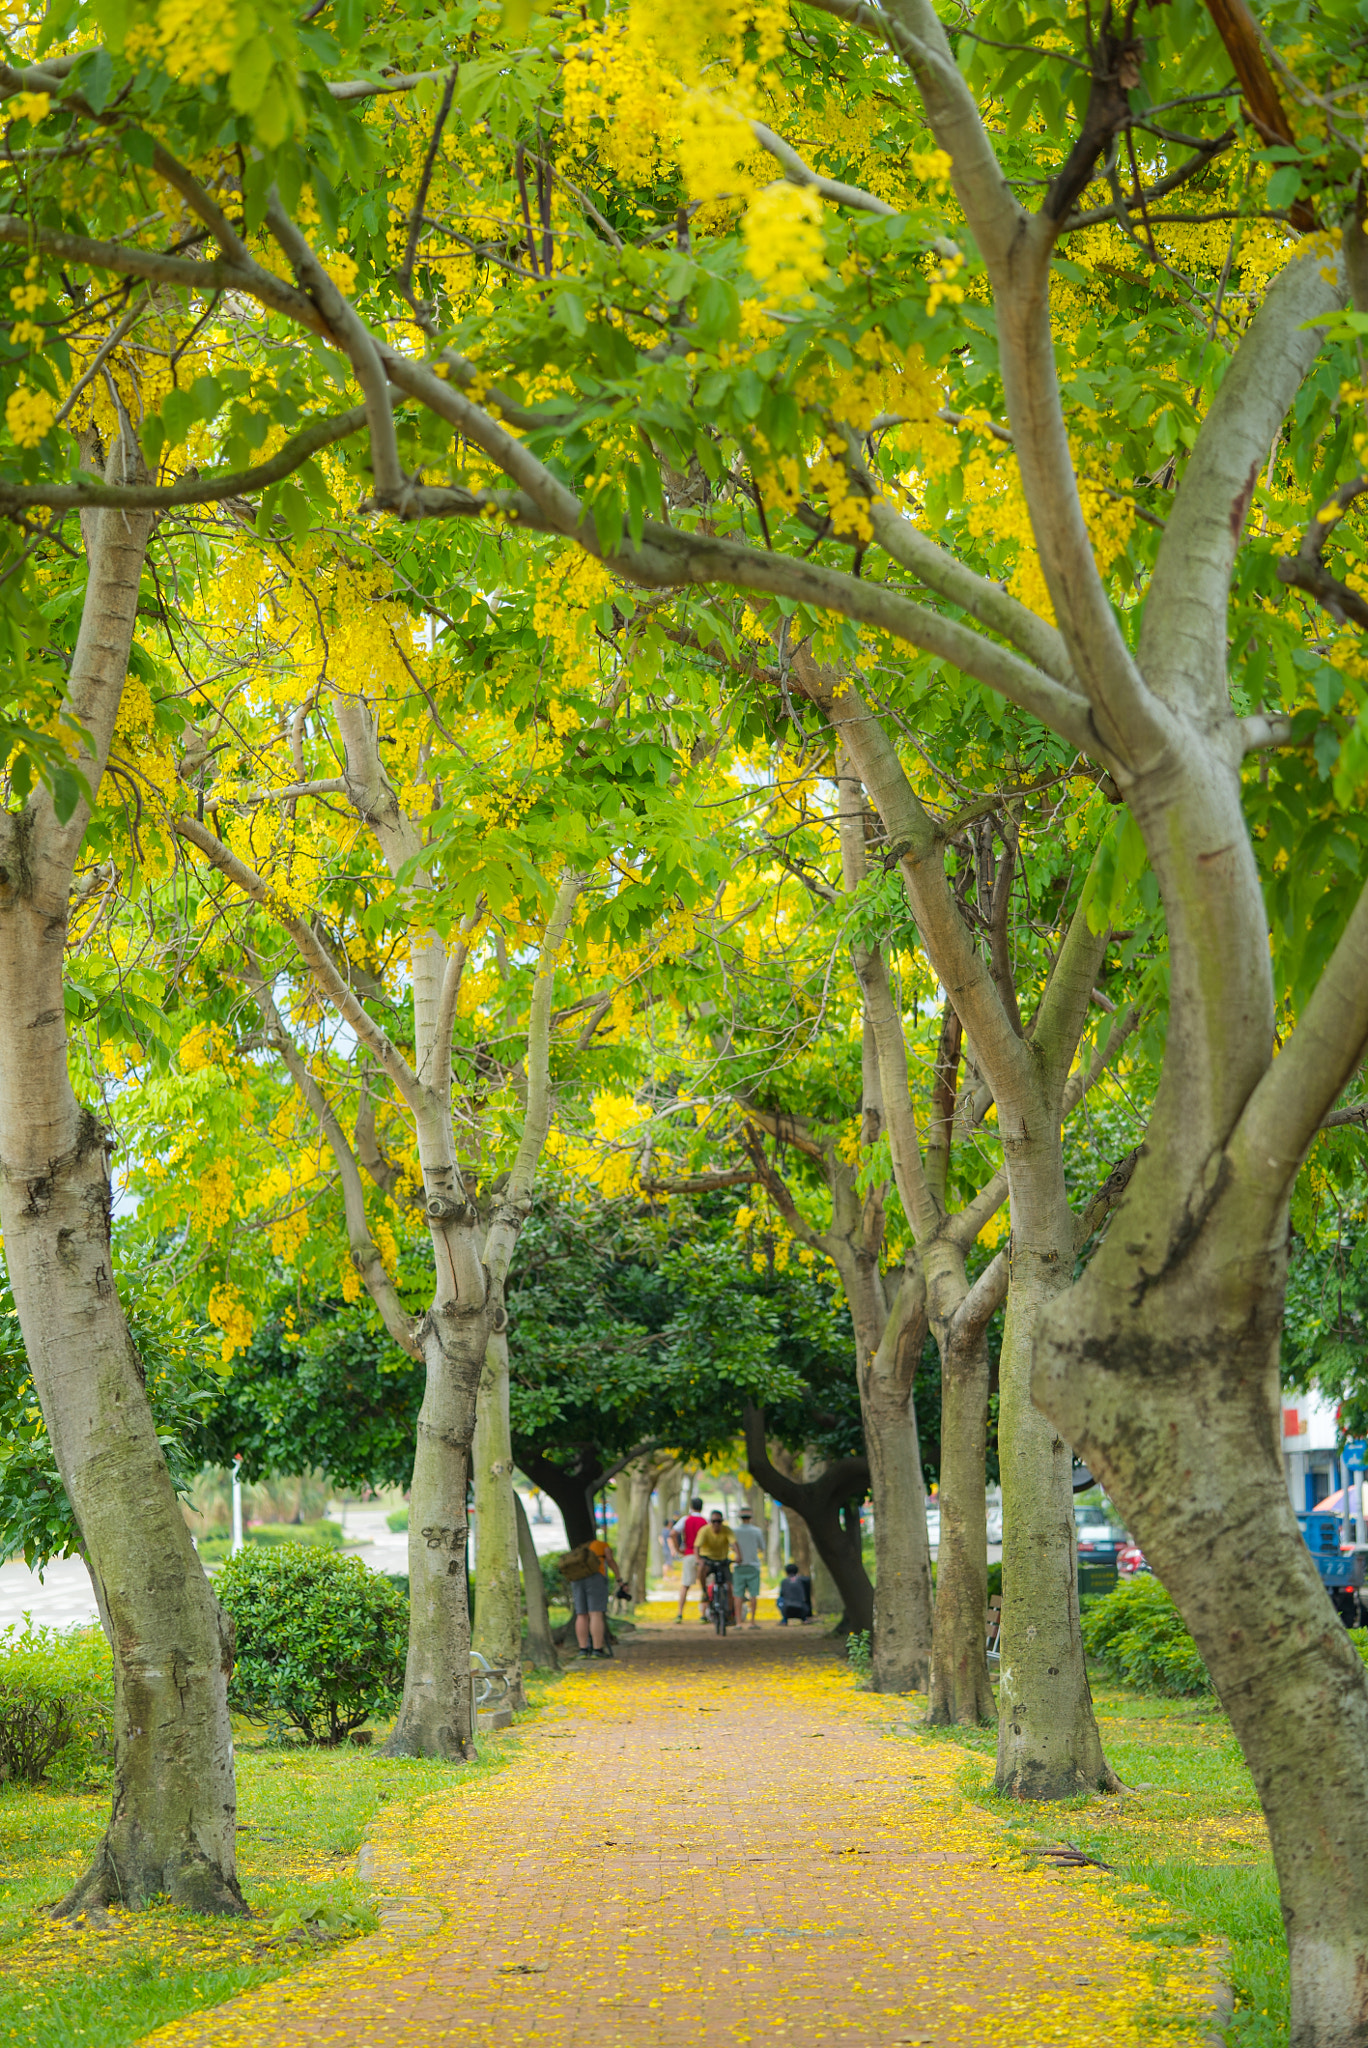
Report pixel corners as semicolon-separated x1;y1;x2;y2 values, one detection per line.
554;292;586;338
229;35;276;114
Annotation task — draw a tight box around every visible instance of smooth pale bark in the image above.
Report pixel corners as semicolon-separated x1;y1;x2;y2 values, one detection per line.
471;1328;524;1706
809;1538;842;1620
389;1298;490;1758
835;764;999;1700
766;1498;785;1578
997;1261;1106;1794
0;436;243;1914
615;1456;661;1603
514;1490;557;1669
847;46;1368;2020
928;1321;995;1727
860;1281;935;1689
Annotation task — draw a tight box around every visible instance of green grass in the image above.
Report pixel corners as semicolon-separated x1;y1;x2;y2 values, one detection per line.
0;1676;557;2047
914;1680;1284;2045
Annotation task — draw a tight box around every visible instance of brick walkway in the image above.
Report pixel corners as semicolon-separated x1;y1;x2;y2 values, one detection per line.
143;1621;1216;2048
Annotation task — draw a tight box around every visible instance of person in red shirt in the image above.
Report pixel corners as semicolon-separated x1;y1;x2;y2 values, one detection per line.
669;1496;709;1624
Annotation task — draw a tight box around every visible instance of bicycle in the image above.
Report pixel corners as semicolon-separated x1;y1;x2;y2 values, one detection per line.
703;1561;733;1636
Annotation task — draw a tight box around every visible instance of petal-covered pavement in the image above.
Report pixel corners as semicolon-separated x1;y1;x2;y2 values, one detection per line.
142;1622;1219;2048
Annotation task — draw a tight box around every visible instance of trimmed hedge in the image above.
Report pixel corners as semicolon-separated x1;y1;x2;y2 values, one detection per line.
215;1547;407;1744
197;1519;344;1564
1080;1574;1213;1697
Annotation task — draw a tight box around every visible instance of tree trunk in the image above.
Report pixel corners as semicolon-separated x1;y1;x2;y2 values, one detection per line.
995;1252;1109;1797
514;1490;557;1670
809;1537;842;1621
0;456;244;1916
615;1457;658;1603
766;1498;785;1578
2;1116;244;1915
771;1446;812;1576
1041;1192;1368;2047
928;1324;995;1726
471;1328;524;1706
859;1298;935;1691
386;1307;489;1760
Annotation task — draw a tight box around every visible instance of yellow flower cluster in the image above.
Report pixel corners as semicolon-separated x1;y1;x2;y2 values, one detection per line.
150;0;236;83
530;547;616;699
5;380;55;448
562;0;787;221
198;1157;236;1230
179;1021;238;1072
206;1281;254;1363
926;248;965;316
8;91;48;123
742;183;826;306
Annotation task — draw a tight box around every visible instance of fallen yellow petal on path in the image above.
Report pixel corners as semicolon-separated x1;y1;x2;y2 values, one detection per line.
140;1623;1219;2047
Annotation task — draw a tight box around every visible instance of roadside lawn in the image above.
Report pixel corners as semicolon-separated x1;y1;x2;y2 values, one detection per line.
0;1682;552;2048
915;1679;1283;2046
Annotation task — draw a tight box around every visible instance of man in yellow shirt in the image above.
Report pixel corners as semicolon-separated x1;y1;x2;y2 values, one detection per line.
694;1510;738;1623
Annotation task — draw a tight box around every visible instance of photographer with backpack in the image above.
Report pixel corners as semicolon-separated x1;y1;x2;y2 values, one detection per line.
559;1535;622;1659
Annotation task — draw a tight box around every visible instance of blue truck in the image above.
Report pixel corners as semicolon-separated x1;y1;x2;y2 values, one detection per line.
1297;1511;1365;1625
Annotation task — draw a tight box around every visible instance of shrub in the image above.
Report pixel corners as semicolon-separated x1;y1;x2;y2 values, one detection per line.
846;1629;872;1685
1080;1575;1213;1697
0;1620;113;1786
386;1506;408;1533
540;1554;565;1607
214;1547;408;1744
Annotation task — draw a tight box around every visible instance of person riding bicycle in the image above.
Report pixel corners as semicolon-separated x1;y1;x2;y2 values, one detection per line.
694;1510;737;1619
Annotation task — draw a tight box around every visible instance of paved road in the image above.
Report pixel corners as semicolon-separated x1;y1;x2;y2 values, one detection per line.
0;1494;570;1637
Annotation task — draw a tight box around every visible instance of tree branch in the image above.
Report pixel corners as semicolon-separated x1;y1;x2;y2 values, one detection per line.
0;408;367;516
1277;476;1368;630
485;869;585;1288
1140;245;1345;718
173;814;428;1120
1232;882;1368;1200
242;953;419;1356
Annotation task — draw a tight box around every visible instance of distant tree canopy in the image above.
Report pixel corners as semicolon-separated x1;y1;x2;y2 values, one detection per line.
179;1193;875;1522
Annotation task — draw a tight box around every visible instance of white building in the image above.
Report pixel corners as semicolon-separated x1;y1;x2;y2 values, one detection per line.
1283;1390;1352;1512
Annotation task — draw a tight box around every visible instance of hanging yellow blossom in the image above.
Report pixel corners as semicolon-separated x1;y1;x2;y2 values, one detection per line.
742;184;827;305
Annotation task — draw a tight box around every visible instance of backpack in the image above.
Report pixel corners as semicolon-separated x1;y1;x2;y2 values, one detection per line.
560;1542;600;1582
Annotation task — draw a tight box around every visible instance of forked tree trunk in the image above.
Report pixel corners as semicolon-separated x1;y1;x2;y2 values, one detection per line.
1042;1144;1368;2041
515;1446;599;1548
927;1323;995;1726
746;1413;873;1632
514;1490;558;1670
471;1327;524;1705
0;447;243;1914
